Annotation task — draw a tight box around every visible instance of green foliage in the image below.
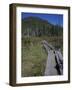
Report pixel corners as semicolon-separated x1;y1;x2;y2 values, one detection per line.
22;37;31;49
21;35;63;77
21;37;47;77
22;17;63;37
21;36;63;77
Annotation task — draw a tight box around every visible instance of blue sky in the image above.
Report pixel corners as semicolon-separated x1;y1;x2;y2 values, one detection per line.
21;12;63;27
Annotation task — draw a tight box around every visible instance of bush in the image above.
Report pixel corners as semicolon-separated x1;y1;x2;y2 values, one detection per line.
23;37;31;46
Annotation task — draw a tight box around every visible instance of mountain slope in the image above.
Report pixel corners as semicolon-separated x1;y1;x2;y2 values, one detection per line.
22;16;63;37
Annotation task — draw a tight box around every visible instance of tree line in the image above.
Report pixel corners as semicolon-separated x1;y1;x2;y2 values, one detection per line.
22;16;63;38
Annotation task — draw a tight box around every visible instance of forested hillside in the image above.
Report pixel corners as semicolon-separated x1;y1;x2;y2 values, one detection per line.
22;16;63;38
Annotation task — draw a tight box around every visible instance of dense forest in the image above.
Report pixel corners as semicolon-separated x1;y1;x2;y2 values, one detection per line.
22;16;63;38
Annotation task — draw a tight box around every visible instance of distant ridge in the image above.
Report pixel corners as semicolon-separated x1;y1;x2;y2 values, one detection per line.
22;16;52;25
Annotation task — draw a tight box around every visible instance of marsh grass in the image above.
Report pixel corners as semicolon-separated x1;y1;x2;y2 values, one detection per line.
22;39;47;77
21;36;63;77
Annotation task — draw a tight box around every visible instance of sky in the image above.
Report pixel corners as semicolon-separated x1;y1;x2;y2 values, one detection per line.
21;12;63;27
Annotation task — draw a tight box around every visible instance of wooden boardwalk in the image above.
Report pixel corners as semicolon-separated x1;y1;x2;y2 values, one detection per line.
42;40;63;76
44;50;58;76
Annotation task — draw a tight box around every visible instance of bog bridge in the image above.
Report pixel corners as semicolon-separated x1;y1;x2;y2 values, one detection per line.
41;40;63;76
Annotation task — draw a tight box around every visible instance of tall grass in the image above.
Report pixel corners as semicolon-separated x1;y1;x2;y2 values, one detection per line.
22;37;47;77
21;36;63;77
